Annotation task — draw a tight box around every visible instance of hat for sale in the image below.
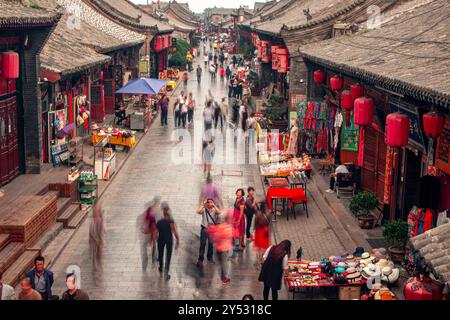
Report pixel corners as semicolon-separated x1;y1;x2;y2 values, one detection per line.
91;123;99;130
353;247;365;257
377;259;394;270
346;267;362;283
346;255;356;262
362;264;381;279
334;262;347;274
381;266;400;284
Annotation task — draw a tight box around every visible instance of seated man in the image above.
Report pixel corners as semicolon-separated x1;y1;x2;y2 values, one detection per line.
115;102;126;125
326;161;349;193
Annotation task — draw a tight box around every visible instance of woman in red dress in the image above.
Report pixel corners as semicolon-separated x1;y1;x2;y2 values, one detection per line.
254;202;270;264
233;189;246;251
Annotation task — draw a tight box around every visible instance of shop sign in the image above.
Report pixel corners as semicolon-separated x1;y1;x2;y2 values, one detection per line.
139;60;149;76
436;119;450;174
383;146;397;205
389;102;425;152
341;113;359;152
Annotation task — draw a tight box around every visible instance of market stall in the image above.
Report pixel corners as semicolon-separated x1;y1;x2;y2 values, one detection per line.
91;127;136;151
285;249;401;300
93;136;116;181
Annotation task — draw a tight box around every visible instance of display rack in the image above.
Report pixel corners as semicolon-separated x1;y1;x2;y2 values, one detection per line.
51;143;69;167
78;172;98;205
68;136;83;166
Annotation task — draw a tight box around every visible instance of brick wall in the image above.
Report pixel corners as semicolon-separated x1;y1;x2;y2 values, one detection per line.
20;27;55;174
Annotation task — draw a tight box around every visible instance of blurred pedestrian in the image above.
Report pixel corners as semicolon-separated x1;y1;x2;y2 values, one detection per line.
209;209;233;285
187;92;195;124
182;71;189;87
0;271;16;300
199;175;223;208
159;94;169;126
61;273;90;300
242;294;254;300
203;99;214;131
220;97;228;127
245;187;257;241
202;138;215;177
156;202;180;280
196;199;221;267
196;65;202;84
138;196;161;271
233;189;246;251
181;95;188;128
254;202;271;264
89;200;105;274
258;240;291;300
25;256;54;300
18;277;42;300
214;99;222;129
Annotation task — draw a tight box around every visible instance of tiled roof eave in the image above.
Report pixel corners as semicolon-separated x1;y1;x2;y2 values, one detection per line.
97;39;145;54
282;0;366;32
0;12;62;28
301;52;450;108
42;55;111;77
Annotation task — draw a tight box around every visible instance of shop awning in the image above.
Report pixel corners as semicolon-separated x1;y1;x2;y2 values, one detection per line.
115;77;168;95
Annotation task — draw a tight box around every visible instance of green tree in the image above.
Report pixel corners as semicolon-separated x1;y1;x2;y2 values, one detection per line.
168;38;192;68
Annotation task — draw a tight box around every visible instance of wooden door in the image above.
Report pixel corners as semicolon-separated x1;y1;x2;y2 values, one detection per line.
90;84;105;123
103;79;115;115
361;125;386;204
0;100;8;185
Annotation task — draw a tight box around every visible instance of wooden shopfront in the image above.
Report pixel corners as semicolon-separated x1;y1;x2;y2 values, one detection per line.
0;50;19;186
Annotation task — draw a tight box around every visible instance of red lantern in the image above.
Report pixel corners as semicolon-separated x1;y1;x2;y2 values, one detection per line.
330;76;343;91
404;276;443;300
350;84;364;102
153;35;163;51
100;71;104;81
341;90;352;126
1;51;19;79
341;90;352;111
354;97;374;127
386;112;409;147
423;112;445;139
277;47;289;73
313;70;325;84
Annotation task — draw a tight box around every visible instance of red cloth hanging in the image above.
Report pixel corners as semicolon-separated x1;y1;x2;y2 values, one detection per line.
413;208;434;236
266;187;307;210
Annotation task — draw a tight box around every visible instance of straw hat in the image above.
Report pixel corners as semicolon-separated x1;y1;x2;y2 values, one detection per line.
362;264;381;279
377;259;394;269
346;254;356;262
91;123;99;130
346;267;362;283
381;266;400;284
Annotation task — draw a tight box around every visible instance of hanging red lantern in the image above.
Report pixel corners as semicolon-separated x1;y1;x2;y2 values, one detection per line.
260;41;272;63
100;71;104;81
153;35;163;51
350;84;364;102
313;70;325;84
423;111;446;165
277;47;289;73
1;51;19;79
404;276;443;300
423;112;445;139
329;76;343;91
354;97;374;127
341;90;352;126
386;112;409;147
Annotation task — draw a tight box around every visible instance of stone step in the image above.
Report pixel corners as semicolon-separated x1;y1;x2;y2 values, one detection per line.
57;204;80;227
28;222;64;252
0;242;25;273
0;233;10;251
57;197;73;217
2;249;40;287
43;229;76;268
45;190;60;199
66;209;89;229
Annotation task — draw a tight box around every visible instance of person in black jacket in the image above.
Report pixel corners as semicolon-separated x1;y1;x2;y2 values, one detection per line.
258;240;291;300
26;256;54;300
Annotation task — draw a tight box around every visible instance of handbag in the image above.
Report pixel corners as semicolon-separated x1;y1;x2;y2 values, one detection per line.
77;115;84;126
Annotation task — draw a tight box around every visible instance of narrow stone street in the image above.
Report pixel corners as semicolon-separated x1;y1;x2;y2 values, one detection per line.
48;53;352;300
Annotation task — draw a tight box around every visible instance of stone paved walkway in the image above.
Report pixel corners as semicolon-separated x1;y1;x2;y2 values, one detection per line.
48;53;350;300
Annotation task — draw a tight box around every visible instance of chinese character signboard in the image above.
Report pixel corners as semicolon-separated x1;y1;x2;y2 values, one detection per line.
341;113;359;152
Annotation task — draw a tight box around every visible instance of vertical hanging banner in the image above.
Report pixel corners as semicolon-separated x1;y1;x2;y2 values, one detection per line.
383;146;398;205
341;113;359;152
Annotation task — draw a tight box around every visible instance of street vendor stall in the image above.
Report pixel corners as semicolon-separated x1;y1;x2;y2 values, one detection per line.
93;136;116;181
91;127;136;150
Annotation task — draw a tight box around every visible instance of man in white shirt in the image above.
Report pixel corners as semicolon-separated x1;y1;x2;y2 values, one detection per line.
326;161;349;193
0;271;16;300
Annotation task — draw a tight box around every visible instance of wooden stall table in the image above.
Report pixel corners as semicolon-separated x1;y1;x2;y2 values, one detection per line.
91;134;136;149
266;187;308;220
285;261;367;300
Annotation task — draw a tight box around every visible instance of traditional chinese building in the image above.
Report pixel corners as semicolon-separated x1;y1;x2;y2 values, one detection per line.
0;0;60;185
35;0;145;163
300;0;449;221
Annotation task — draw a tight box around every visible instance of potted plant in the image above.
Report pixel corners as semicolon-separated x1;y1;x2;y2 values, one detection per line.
383;220;408;263
348;192;378;229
